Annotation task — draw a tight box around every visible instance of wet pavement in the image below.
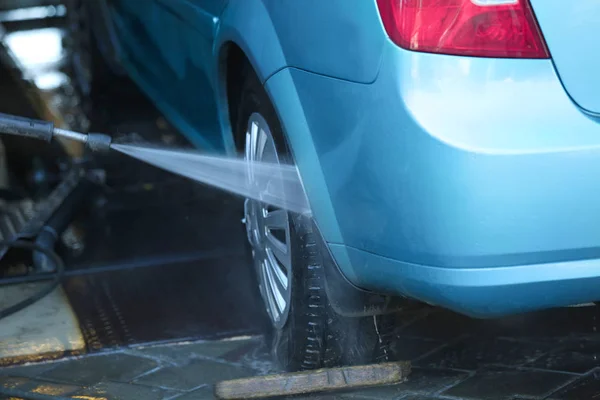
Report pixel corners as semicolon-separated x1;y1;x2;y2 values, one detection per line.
0;336;270;399
3;4;600;400
4;305;600;399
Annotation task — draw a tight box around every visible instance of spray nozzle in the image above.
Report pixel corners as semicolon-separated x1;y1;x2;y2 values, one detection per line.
0;112;112;152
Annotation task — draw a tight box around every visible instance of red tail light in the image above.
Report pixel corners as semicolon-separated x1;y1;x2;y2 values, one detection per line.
376;0;550;59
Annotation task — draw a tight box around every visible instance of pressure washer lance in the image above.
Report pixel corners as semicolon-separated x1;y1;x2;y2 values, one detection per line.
0;111;313;215
0;112;112;152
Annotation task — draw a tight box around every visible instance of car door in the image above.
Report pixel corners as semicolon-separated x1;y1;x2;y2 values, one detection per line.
108;0;228;150
151;0;228;150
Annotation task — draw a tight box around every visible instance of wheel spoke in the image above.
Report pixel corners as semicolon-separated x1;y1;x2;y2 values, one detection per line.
266;248;288;290
264;258;286;313
250;121;259;161
256;128;268;160
244;131;252;182
266;232;291;272
264;209;287;230
261;261;279;319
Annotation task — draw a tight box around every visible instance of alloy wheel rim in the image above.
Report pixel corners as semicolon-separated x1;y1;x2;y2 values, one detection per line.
244;112;292;329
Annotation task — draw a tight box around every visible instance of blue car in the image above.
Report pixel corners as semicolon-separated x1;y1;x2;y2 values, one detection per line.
68;0;600;369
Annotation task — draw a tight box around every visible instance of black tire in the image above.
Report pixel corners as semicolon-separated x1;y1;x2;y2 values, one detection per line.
234;65;393;371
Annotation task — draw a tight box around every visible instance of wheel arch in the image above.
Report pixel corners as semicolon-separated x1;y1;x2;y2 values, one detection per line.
217;42;252;154
214;0;288;155
216;41;400;320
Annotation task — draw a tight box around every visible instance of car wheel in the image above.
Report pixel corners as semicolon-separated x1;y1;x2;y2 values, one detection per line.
234;66;392;371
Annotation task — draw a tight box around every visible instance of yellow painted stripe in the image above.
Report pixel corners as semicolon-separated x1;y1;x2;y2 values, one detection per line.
0;284;85;364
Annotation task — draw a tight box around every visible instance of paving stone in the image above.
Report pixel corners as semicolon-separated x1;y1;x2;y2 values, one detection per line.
333;383;409;399
399;367;469;395
171;386;215;400
219;339;267;363
386;307;435;330
442;367;573;400
14;380;79;396
218;339;275;374
39;353;158;385
135;359;254;390
527;340;600;374
391;337;445;362
398;307;600;343
398;311;479;341
418;338;552;370
72;381;177;400
293;388;423;400
292;396;342;400
138;339;255;364
0;376;79;397
292;394;392;400
546;370;600;399
0;363;57;378
477;307;600;339
0;376;30;389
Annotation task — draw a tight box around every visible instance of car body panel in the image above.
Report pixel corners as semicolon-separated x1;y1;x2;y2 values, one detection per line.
267;46;600;268
109;0;223;150
261;0;384;83
215;0;385;85
529;0;600;115
156;0;227;39
105;0;600;317
329;243;600;317
214;0;286;85
265;42;600;316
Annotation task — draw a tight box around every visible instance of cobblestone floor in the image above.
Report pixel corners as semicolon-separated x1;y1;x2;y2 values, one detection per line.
0;336;270;400
3;305;600;399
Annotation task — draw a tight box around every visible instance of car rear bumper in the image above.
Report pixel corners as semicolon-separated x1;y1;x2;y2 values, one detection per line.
265;41;600;317
329;244;600;317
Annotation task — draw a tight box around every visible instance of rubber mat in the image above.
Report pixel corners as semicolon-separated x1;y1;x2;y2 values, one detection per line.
63;254;269;351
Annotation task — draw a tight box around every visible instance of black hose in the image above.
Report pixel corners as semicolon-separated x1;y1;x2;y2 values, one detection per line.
33;178;91;272
0;240;64;320
33;226;60;272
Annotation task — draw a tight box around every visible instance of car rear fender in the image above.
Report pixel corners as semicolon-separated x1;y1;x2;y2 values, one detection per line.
215;0;386;85
214;0;287;85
